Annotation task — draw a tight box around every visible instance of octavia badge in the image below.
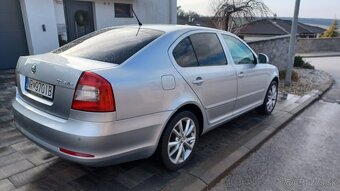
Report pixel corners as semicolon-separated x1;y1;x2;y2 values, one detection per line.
31;64;37;74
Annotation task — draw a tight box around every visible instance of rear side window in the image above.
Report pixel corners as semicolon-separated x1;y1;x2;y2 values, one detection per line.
173;37;199;67
190;33;227;66
172;33;227;67
53;28;164;64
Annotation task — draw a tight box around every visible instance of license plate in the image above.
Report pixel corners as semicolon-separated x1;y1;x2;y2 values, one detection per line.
25;77;54;100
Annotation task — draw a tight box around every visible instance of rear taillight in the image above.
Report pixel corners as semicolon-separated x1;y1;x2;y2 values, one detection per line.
72;71;115;112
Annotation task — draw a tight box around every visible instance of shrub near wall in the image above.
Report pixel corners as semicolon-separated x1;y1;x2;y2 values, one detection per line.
247;35;290;70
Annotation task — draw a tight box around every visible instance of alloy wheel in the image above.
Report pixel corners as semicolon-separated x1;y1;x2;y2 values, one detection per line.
167;117;196;164
266;84;277;112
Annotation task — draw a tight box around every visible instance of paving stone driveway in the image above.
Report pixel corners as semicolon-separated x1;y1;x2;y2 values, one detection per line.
0;70;299;191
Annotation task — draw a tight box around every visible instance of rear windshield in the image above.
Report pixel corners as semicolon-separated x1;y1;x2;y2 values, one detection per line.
53;27;164;64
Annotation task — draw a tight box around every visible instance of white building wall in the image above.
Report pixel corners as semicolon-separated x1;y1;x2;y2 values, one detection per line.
169;0;177;24
92;0;177;29
20;0;177;55
93;0;137;29
20;0;59;54
53;0;68;42
54;1;66;24
135;0;170;24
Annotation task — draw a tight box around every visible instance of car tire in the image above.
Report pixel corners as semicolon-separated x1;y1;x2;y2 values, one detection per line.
159;111;199;171
257;80;278;115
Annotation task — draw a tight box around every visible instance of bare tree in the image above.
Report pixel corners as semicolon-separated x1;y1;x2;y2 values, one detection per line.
177;6;201;24
211;0;271;32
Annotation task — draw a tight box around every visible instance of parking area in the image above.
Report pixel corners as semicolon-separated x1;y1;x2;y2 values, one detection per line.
0;70;304;191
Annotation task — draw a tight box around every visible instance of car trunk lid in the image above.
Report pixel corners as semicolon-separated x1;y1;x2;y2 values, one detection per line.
16;53;117;119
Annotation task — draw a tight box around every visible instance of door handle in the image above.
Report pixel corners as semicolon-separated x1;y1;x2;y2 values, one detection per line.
238;71;245;78
192;77;205;86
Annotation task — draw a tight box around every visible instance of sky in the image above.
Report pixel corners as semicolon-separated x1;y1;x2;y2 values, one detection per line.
177;0;339;19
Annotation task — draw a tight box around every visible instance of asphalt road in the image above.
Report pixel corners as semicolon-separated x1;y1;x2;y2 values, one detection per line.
211;56;340;191
307;57;340;103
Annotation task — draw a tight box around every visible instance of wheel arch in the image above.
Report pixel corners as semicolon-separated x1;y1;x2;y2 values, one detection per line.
173;103;205;136
154;102;206;155
272;76;279;84
264;76;279;99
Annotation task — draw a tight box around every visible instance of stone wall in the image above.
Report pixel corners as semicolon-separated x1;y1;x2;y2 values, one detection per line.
296;38;340;53
247;36;340;70
247;35;290;70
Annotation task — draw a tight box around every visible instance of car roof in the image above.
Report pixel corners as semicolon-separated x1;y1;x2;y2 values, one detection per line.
121;24;230;34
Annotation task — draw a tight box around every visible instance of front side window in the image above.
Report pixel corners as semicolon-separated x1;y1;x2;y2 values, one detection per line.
222;35;256;65
53;27;164;64
114;3;132;18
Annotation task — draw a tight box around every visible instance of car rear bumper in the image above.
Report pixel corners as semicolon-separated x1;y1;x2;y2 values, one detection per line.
12;94;172;166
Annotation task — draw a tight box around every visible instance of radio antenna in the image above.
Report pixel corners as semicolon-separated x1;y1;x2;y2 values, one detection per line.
131;7;142;27
130;7;142;36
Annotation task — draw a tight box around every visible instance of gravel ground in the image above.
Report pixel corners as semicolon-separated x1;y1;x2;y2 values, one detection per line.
279;68;332;96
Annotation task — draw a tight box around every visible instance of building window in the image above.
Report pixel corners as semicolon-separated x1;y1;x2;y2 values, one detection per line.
114;3;132;18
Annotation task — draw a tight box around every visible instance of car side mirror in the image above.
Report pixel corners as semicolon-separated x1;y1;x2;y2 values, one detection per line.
258;53;269;64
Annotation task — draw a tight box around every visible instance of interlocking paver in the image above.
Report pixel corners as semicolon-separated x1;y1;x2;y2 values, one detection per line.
115;167;154;189
68;176;129;191
10;160;73;188
0;146;16;158
0;152;25;168
0;160;34;180
11;141;57;166
0;122;15;134
9;161;55;188
0;70;302;190
0;179;15;191
0;115;13;123
0;129;26;147
48;166;87;185
13;177;60;191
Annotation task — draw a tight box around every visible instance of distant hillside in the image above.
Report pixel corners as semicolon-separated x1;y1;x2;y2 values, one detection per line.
177;16;339;32
281;17;340;29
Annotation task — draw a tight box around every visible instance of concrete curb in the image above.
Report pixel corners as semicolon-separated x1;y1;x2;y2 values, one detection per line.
297;52;340;58
162;78;334;191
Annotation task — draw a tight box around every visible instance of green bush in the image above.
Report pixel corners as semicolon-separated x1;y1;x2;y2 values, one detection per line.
279;70;299;82
294;56;304;67
294;56;315;69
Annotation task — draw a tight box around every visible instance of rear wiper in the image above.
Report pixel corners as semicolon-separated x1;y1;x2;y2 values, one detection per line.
130;7;142;36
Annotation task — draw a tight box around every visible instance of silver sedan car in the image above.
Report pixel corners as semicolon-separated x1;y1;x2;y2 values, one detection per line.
12;25;278;170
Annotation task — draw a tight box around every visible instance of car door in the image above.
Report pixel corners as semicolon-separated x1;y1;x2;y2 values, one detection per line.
170;32;237;125
221;34;269;115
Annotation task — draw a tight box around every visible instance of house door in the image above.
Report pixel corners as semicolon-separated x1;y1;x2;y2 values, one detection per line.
64;0;95;42
0;0;28;69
